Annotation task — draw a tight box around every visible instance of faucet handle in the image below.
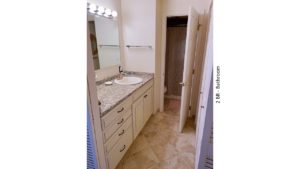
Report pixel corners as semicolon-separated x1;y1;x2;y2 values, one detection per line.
118;65;123;73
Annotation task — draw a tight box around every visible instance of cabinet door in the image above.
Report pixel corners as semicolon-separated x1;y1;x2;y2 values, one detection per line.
132;96;144;139
143;87;153;124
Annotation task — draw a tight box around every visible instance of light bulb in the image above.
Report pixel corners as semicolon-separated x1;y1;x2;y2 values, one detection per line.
97;6;105;15
105;8;112;16
112;11;118;17
89;4;97;13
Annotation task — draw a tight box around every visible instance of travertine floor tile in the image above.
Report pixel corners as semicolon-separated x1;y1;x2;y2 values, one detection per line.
123;147;159;169
155;155;193;169
151;143;178;161
118;98;196;169
177;152;195;168
127;134;149;155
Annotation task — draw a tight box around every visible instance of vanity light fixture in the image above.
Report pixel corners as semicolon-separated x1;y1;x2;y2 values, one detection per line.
112;11;118;17
97;6;105;15
104;8;112;16
87;3;118;19
88;3;97;14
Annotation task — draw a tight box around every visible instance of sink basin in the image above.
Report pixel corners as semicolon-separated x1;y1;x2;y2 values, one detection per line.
114;76;143;85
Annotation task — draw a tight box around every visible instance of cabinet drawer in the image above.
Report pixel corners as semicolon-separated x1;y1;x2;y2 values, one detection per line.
105;115;132;154
101;97;132;129
103;109;132;142
107;124;133;169
132;79;153;101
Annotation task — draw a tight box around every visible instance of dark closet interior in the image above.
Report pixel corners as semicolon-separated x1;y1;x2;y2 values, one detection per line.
165;16;188;97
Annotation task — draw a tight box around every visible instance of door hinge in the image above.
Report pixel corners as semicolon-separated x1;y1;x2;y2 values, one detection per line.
189;106;191;110
192;69;195;74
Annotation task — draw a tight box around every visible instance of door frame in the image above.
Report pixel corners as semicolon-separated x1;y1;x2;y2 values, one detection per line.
160;10;188;112
87;22;107;169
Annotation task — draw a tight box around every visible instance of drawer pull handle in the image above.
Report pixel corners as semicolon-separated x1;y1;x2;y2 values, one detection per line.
144;94;148;98
120;145;126;152
117;107;124;113
118;129;125;136
117;118;124;125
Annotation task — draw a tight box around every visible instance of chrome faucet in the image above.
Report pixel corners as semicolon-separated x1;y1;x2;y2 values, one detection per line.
118;66;125;79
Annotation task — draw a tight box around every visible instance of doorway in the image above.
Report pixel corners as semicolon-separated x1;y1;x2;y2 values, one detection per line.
164;16;188;109
161;7;200;132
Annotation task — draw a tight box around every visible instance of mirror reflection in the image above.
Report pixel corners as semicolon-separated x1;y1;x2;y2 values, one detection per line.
88;14;121;70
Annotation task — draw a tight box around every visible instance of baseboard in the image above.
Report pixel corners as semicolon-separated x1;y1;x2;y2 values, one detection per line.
164;95;181;100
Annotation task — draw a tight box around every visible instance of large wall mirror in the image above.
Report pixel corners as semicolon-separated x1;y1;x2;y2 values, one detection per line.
88;13;121;70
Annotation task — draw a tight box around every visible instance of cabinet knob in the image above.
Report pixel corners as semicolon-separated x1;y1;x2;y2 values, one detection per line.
120;145;126;152
201;106;205;109
117;118;124;125
118;129;125;136
144;94;148;98
98;101;101;105
117;107;124;113
179;82;185;86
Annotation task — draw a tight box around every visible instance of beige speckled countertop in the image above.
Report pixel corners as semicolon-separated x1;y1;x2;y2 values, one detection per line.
96;72;154;117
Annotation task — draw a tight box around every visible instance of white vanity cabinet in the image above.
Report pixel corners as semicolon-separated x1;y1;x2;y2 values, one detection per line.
100;79;153;169
132;80;154;139
101;97;133;169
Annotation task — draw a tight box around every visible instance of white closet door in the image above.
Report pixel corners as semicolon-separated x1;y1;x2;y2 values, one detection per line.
196;75;213;169
195;4;213;168
179;6;199;132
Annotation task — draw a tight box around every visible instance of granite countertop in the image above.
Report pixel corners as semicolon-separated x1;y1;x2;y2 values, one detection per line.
96;72;154;117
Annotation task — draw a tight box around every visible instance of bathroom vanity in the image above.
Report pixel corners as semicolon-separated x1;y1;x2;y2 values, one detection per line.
96;72;154;169
88;4;155;168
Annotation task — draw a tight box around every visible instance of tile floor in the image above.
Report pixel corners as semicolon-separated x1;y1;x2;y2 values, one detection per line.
116;98;196;169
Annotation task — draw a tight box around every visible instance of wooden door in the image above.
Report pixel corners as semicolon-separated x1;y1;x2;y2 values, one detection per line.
165;26;187;97
179;7;199;132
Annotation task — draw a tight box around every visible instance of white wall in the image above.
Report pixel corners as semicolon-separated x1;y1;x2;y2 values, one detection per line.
121;0;160;112
163;0;212;15
121;0;156;73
